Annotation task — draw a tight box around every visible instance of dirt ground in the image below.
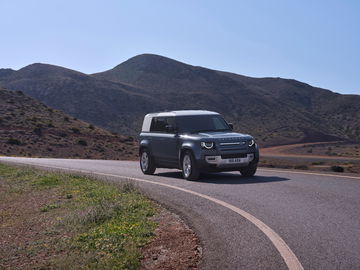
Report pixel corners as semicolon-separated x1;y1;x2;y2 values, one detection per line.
141;208;202;270
260;141;360;174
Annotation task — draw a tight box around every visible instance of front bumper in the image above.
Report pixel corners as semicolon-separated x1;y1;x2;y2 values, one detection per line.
205;153;254;168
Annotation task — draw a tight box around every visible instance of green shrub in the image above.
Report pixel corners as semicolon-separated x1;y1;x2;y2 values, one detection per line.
331;166;344;173
71;128;80;134
7;138;21;145
312;161;324;165
78;140;88;146
294;165;308;170
33;127;42;136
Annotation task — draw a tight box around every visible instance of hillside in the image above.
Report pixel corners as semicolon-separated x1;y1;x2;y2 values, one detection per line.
0;63;163;135
0;88;136;159
1;54;360;146
93;54;360;145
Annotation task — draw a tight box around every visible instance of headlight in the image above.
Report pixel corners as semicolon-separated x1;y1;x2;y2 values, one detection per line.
201;142;215;149
248;139;255;147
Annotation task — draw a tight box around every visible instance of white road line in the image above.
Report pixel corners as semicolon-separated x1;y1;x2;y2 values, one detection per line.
2;161;304;270
259;168;360;180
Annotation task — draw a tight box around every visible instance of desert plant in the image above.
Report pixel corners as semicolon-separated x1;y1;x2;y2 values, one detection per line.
331;166;344;173
71;128;80;134
7;138;21;145
294;165;308;170
33;127;42;136
78;139;88;146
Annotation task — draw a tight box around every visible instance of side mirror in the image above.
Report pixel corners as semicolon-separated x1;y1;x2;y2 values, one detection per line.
166;124;177;133
228;123;234;130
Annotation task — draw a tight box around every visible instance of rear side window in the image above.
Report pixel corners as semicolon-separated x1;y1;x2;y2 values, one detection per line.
150;117;176;133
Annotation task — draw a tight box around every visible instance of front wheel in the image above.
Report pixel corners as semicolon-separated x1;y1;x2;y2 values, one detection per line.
239;163;258;177
182;151;200;181
140;149;156;175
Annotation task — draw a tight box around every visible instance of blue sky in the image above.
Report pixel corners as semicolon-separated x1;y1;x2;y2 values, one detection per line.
1;0;359;94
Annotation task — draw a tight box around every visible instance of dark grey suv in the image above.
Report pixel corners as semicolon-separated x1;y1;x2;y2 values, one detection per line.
139;110;259;180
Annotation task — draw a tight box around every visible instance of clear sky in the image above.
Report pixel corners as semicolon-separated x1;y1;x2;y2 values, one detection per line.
1;0;359;94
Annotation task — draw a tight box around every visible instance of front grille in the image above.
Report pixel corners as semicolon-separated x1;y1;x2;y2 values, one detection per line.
221;153;247;159
218;140;247;151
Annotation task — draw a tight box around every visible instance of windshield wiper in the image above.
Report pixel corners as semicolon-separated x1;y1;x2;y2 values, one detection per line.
216;129;231;131
193;129;230;133
192;129;214;133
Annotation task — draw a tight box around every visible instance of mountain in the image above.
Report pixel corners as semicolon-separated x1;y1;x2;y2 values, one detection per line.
0;63;164;135
1;54;359;146
93;54;360;145
0;88;136;159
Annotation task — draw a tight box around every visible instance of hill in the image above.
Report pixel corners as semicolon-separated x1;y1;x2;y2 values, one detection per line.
93;54;360;145
0;88;136;159
1;54;360;146
0;63;163;135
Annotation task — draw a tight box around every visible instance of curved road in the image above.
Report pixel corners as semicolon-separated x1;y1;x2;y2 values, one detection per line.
1;157;359;270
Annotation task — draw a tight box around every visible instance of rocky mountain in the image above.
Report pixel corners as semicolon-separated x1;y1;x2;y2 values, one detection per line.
0;88;136;159
1;54;359;146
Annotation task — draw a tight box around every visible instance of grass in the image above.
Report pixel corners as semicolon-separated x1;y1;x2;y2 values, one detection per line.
0;163;156;269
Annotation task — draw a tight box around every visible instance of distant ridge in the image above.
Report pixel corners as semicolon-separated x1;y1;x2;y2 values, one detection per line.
0;88;136;159
1;54;359;146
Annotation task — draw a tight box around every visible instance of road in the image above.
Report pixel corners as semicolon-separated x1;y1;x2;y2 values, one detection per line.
1;157;359;270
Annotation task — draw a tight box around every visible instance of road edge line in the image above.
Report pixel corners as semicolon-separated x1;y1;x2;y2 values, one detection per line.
259;168;360;180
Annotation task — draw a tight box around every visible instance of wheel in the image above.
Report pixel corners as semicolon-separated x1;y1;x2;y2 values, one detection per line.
239;163;258;177
140;149;156;175
181;151;200;180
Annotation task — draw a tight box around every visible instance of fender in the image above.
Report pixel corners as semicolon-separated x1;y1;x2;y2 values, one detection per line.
178;141;197;168
139;138;151;155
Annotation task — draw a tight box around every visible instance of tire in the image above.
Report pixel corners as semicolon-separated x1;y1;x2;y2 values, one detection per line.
181;151;200;180
239;163;258;177
140;149;156;175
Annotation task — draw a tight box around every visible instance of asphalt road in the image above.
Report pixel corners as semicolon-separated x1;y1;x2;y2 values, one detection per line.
1;157;359;270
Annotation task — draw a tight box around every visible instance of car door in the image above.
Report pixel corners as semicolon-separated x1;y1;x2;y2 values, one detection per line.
149;117;178;167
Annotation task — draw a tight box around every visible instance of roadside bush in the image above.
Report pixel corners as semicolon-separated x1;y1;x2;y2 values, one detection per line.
294;165;308;170
331;166;344;173
312;161;324;165
7;138;21;145
33;127;42;136
78;139;88;146
64;116;70;122
71;128;80;134
88;124;95;130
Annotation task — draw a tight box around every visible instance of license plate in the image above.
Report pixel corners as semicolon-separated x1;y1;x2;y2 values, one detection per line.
227;158;244;163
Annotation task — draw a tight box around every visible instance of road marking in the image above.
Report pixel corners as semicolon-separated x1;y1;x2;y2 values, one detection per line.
259;168;360;180
1;161;304;270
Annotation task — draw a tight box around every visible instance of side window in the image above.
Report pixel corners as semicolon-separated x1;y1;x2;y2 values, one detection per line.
150;117;166;132
150;117;176;133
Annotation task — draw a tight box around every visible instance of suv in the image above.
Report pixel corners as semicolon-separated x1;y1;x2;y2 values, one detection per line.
139;110;259;180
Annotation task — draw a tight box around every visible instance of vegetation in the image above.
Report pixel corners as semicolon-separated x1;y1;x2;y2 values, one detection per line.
0;88;136;159
0;163;156;269
331;165;345;173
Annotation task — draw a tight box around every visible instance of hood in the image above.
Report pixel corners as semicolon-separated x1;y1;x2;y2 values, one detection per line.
181;131;252;141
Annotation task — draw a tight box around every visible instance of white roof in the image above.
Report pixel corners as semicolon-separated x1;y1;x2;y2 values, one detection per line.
146;110;219;117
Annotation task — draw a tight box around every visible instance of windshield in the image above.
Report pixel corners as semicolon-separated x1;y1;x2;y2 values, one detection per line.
176;115;231;133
